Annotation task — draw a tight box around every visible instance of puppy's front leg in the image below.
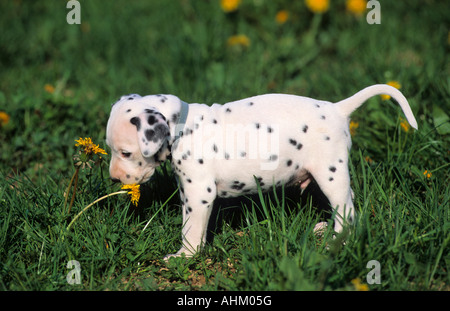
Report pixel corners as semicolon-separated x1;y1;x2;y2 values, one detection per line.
164;181;216;259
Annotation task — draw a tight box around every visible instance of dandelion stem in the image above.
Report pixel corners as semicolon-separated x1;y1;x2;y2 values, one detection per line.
66;190;127;231
64;166;80;214
67;168;79;214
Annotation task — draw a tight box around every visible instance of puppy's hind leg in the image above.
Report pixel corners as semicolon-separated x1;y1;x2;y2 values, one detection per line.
310;163;355;233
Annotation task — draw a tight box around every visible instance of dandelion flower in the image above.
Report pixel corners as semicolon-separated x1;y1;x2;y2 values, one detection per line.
44;84;55;94
381;81;401;101
346;0;367;16
349;120;359;136
423;170;432;179
121;184;141;206
276;10;290;24
399;117;411;132
75;137;107;155
220;0;241;13
0;111;10;126
227;34;250;48
305;0;329;14
351;278;369;291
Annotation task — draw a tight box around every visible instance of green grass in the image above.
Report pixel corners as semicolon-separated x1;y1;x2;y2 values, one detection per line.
0;0;449;291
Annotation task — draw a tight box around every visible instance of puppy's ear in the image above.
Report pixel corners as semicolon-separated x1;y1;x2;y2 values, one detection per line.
130;109;170;158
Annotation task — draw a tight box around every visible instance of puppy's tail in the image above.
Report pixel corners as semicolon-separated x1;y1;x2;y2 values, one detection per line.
336;84;418;129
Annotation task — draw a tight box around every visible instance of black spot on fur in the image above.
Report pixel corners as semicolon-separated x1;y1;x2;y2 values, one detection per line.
321;115;326;120
148;115;157;125
226;108;232;113
329;177;334;181
187;178;192;183
213;144;218;153
302;125;308;133
248;102;254;106
224;153;230;160
255;123;260;129
201;200;208;204
329;166;336;172
339;159;343;163
145;129;155;141
207;187;212;193
289;139;297;146
130;117;141;130
231;181;246;190
255;176;265;187
213;119;217;124
287;160;293;167
126;109;131;113
325;136;330;140
267;126;273;133
269;154;278;161
198;159;204;164
297;143;303;150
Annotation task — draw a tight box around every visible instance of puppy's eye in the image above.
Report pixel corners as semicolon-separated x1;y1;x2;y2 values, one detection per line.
121;151;132;158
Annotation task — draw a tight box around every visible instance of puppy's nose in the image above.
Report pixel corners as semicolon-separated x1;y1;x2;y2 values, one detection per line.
110;178;121;184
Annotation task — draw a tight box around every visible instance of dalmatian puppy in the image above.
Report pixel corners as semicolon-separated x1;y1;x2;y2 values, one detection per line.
106;84;418;258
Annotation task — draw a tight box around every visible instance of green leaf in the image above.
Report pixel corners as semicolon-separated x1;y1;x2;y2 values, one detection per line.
432;105;450;135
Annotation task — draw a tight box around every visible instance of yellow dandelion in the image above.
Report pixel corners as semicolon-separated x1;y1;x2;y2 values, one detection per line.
305;0;329;14
346;0;367;16
220;0;241;13
227;34;250;47
0;111;10;126
365;156;373;164
349;120;359;136
399;117;411;133
276;10;290;24
75;137;107;155
381;81;401;101
351;278;369;291
44;84;55;94
423;170;432;179
121;184;141;206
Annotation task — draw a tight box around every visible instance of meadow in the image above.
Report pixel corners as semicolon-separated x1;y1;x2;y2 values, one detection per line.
0;0;449;291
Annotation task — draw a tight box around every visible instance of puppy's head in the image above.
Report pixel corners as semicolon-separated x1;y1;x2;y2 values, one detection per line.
106;94;171;184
